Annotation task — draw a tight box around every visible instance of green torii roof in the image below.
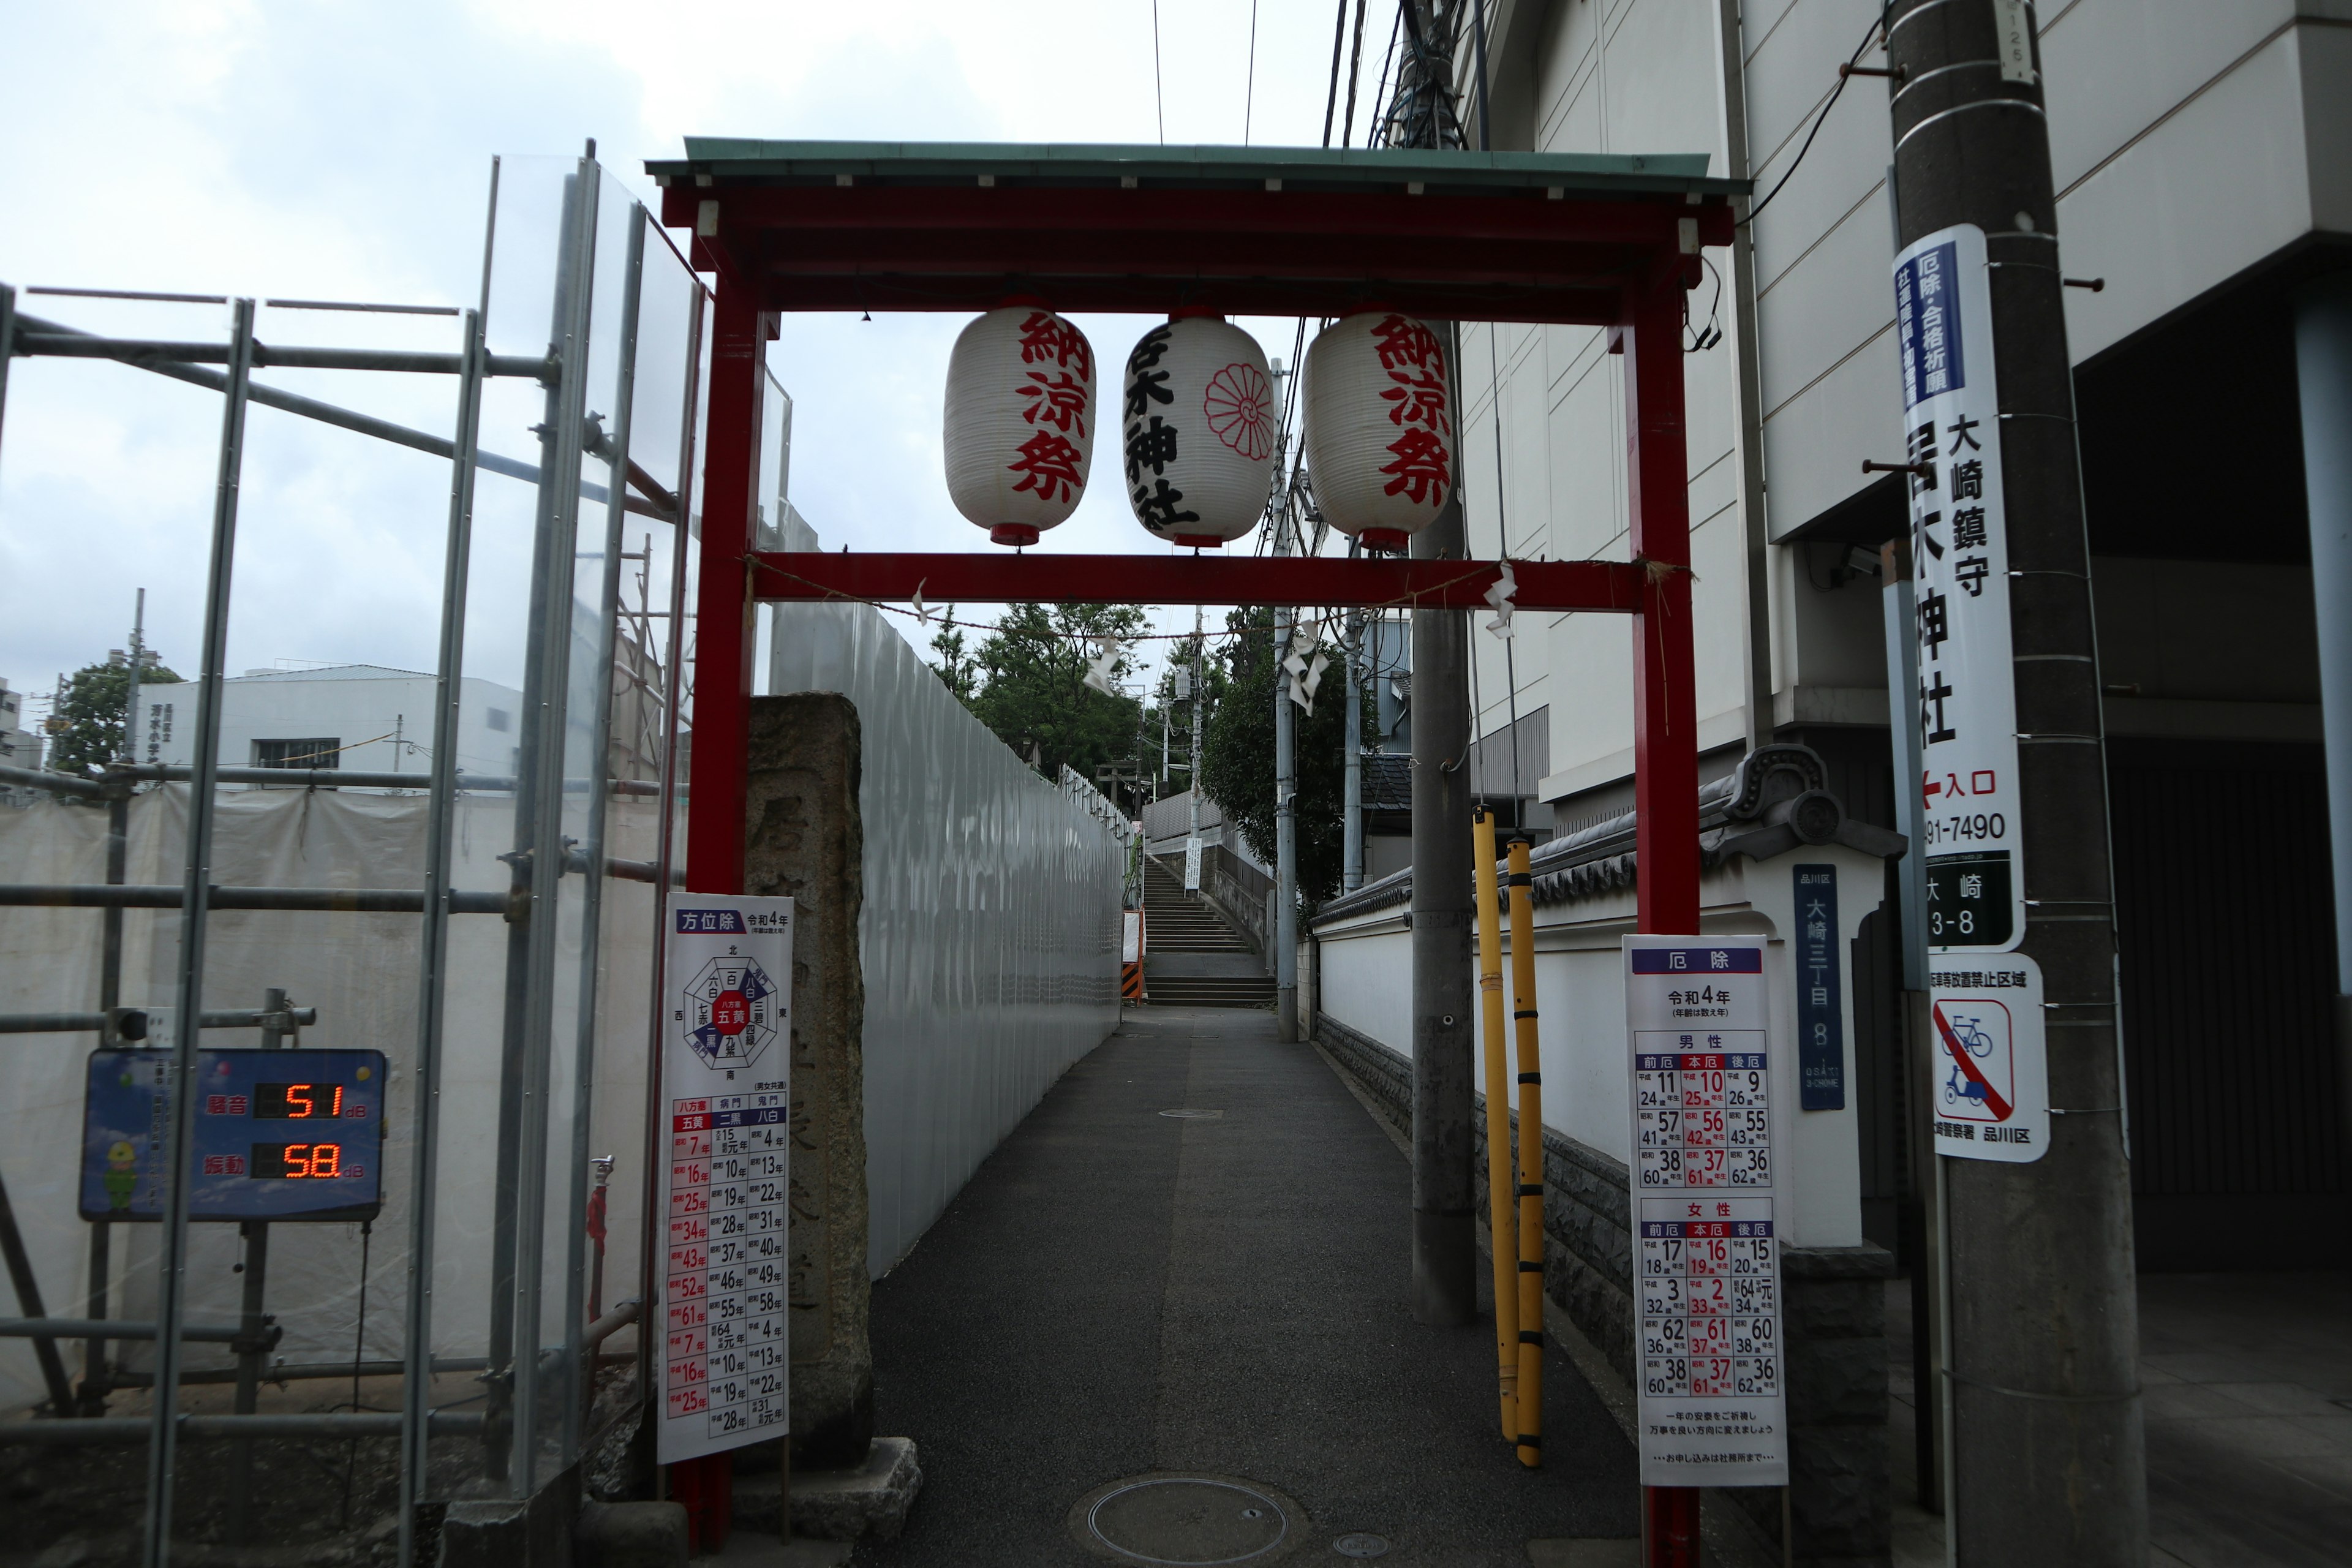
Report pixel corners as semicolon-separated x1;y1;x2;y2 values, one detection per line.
647;138;1745;202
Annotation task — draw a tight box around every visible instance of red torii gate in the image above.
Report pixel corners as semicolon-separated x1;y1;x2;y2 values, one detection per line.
652;137;1737;1552
652;138;1735;944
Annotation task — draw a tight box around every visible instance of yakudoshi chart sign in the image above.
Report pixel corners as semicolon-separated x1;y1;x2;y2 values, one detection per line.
1624;937;1789;1488
1894;223;2026;954
660;895;793;1464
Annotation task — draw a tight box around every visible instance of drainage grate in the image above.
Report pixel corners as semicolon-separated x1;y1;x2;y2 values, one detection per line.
1158;1108;1226;1119
1070;1474;1303;1565
1332;1534;1390;1559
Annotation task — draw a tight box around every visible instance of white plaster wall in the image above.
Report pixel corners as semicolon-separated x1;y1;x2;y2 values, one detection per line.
1473;0;2352;796
1313;843;1885;1250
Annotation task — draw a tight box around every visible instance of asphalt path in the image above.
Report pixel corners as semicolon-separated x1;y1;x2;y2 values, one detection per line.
852;1005;1638;1566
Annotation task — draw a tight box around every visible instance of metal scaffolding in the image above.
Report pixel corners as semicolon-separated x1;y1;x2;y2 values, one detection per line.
0;149;708;1568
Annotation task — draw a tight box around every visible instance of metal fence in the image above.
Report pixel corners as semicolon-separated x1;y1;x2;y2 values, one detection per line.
0;150;710;1566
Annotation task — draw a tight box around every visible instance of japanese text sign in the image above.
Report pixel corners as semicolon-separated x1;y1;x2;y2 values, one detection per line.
660;894;794;1464
1895;223;2026;954
1928;954;2049;1163
1624;937;1789;1488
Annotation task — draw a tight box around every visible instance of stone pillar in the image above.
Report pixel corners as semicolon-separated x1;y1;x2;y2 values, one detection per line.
743;693;873;1468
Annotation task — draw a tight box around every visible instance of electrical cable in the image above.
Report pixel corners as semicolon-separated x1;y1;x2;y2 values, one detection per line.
1741;13;1883;227
1245;0;1261;145
1322;0;1352;146
1368;5;1403;147
1340;0;1370;148
1152;0;1167;145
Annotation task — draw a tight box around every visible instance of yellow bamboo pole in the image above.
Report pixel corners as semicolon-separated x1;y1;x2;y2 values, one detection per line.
1472;807;1518;1442
1506;835;1545;1468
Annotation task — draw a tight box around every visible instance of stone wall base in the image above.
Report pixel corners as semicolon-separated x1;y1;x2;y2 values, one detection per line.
1313;1012;1893;1566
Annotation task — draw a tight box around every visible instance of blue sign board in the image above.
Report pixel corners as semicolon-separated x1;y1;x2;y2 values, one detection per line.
81;1048;388;1222
1793;865;1844;1110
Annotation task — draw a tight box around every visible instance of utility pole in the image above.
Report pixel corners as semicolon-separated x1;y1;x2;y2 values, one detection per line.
119;587;148;765
1343;601;1364;894
1883;4;2146;1561
1271;359;1300;1041
1188;605;1205;853
1391;0;1476;1328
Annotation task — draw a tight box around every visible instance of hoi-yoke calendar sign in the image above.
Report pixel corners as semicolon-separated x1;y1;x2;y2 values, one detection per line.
1623;937;1789;1488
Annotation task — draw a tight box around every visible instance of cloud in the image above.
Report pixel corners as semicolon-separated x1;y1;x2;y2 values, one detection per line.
1;0;1360;706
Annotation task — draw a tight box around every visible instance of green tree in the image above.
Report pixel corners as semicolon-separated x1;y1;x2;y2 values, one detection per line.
1199;608;1375;905
46;657;183;777
948;601;1151;786
927;609;980;704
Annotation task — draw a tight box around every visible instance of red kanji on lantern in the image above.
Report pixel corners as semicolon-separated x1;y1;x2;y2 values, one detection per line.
1380;369;1449;433
1017;311;1092;379
1008;431;1085;504
1020;370;1089;435
1380;428;1451;505
1370;314;1444;374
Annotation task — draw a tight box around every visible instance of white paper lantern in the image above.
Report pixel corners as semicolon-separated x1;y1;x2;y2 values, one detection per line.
1118;315;1276;547
943;305;1098;546
1302;311;1455;551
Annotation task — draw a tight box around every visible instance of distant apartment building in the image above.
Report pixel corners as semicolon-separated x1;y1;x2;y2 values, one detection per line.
140;665;524;786
0;677;40;772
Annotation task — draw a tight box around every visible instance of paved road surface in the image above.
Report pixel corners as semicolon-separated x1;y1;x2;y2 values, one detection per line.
851;1005;1638;1566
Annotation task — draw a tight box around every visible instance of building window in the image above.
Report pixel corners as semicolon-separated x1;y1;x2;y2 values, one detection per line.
254;738;341;770
485;707;511;733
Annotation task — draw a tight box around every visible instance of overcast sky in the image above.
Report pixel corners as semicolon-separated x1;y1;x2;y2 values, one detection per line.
0;1;1385;720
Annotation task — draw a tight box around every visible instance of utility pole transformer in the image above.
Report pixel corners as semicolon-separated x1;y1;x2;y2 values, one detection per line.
1883;4;2147;1561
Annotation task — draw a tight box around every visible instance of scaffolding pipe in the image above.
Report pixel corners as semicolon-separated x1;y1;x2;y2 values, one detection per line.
1506;835;1545;1468
103;1355;494;1388
0;884;508;914
2;761;665;796
144;298;259;1568
0;1411;486;1446
9;312;676;521
402;289;491;1567
0;1317;272;1344
0;1006;317;1035
10;329;550;380
1472;807;1518;1441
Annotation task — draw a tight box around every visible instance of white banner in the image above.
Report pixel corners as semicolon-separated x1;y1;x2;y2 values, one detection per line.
1183;834;1203;892
1929;954;2050;1163
1895;222;2027;954
1624;938;1789;1488
659;895;794;1464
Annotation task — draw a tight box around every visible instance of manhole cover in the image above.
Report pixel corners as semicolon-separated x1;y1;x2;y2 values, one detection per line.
1333;1535;1390;1559
1158;1108;1226;1119
1069;1474;1304;1565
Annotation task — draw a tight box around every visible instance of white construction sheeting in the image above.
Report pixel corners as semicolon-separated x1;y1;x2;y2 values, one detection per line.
769;601;1124;1276
0;786;662;1417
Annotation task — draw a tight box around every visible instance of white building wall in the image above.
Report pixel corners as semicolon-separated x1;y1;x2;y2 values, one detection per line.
1468;0;2352;797
1315;841;1884;1250
144;668;524;783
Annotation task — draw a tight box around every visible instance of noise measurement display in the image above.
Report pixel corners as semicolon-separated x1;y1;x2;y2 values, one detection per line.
254;1082;349;1118
80;1047;387;1222
249;1142;349;1178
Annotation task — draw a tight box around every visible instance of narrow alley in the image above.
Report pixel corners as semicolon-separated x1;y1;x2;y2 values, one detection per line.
853;1007;1637;1567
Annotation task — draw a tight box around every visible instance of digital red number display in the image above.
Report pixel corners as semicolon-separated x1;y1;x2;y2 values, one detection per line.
254;1082;346;1119
249;1142;345;1178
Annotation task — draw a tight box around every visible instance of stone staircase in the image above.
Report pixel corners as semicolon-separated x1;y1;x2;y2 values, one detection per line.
1140;856;1273;1009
